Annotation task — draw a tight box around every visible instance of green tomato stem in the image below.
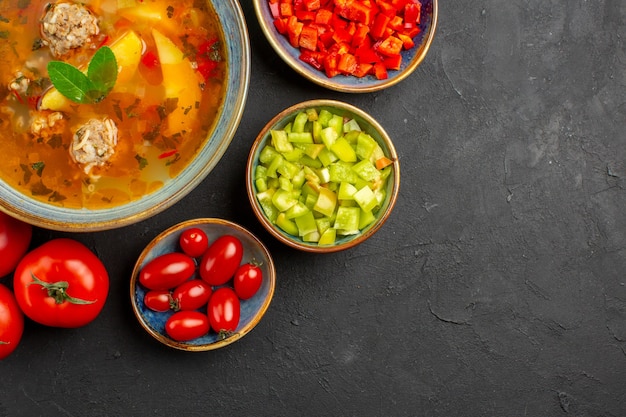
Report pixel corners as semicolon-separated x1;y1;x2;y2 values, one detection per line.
28;272;96;305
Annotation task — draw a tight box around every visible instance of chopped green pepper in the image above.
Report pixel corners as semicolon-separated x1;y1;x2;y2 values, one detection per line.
254;109;394;246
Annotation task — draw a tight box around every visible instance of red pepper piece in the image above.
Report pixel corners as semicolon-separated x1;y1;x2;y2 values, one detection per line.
354;44;381;64
286;15;304;47
299;25;318;50
404;2;421;25
396;32;415;49
338;0;374;25
372;62;388;79
323;52;340;77
158;149;178;159
302;0;321;11
141;50;160;69
374;35;403;57
353;62;373;77
299;50;326;70
370;13;390;40
387;14;404;31
314;8;333;25
351;24;370;48
376;1;397;17
337;52;358;75
382;53;402;70
268;0;281;18
280;2;294;17
296;10;316;20
274;17;288;34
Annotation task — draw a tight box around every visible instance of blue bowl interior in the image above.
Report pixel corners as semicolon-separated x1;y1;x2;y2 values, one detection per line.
131;219;274;349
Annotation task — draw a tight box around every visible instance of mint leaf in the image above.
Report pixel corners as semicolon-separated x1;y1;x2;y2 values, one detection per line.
47;46;117;104
48;61;97;104
88;46;117;93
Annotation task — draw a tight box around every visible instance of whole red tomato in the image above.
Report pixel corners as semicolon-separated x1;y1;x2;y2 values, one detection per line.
179;228;209;258
0;283;24;360
199;235;243;286
0;212;32;278
165;311;210;341
139;252;196;290
207;287;240;336
233;262;263;300
13;238;109;328
172;279;212;311
144;290;173;312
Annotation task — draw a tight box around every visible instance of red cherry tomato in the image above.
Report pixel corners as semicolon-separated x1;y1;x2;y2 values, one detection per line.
0;212;32;278
233;262;263;300
199;235;243;286
0;283;24;360
207;287;240;335
139;252;196;290
179;227;209;258
165;311;210;341
172;279;212;311
13;238;109;328
144;290;172;312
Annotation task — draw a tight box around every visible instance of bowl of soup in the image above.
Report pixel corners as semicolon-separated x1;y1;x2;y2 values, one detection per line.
0;0;250;231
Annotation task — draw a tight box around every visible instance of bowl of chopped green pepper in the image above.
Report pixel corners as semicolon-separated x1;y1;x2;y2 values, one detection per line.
246;99;400;252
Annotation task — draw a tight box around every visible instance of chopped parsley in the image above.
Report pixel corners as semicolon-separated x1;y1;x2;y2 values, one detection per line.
135;154;148;170
31;161;45;177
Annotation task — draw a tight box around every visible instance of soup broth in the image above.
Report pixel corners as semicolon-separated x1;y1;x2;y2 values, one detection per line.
0;0;226;209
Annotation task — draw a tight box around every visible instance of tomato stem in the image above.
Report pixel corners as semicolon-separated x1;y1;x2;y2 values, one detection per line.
28;272;96;305
216;329;234;340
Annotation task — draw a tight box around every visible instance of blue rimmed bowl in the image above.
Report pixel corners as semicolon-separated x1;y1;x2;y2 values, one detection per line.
253;0;437;93
0;0;250;232
130;218;276;351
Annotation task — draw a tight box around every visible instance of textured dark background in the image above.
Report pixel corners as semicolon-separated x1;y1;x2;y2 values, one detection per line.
2;1;626;416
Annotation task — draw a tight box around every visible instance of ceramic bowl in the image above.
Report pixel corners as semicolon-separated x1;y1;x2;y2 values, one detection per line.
253;0;438;93
130;218;276;351
246;99;400;253
0;0;250;232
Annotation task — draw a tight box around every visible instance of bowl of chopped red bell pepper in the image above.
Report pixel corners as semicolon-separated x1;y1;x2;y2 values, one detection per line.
253;0;438;93
246;99;400;252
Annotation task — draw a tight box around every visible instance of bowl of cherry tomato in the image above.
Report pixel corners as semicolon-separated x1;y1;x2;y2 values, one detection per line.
246;99;400;253
253;0;438;93
130;218;276;351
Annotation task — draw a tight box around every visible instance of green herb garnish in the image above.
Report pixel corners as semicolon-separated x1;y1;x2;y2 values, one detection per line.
135;154;148;170
32;161;45;177
47;46;117;104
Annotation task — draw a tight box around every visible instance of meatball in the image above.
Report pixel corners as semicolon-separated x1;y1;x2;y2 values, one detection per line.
70;117;118;175
40;2;100;57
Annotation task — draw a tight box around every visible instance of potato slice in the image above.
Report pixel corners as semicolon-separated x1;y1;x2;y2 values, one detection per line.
151;28;201;135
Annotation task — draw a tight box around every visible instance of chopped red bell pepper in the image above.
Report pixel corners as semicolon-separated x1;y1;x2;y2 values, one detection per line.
299;50;326;70
274;17;288;34
314;8;333;25
303;0;321;11
269;0;281;18
374;35;403;57
403;2;421;25
299;25;318;50
269;0;425;79
372;62;388;79
280;2;294;17
337;52;358;75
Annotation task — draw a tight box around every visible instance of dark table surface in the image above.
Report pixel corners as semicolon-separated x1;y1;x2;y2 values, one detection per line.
3;1;626;416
